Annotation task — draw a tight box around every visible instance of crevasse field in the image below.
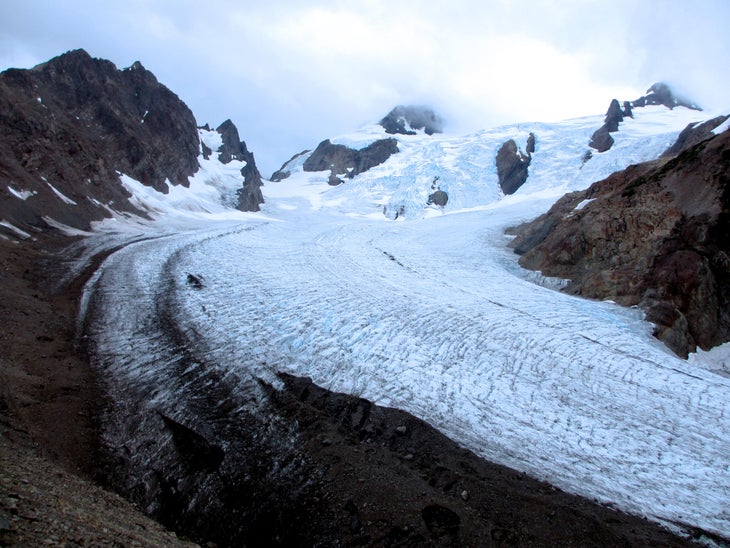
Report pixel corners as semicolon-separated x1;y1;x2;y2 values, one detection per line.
79;106;730;538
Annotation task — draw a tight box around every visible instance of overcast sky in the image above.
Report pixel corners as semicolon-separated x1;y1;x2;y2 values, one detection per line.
2;0;729;175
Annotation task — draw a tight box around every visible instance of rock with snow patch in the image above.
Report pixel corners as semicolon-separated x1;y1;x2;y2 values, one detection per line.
379;105;444;135
270;150;311;182
0;49;195;231
589;99;625;153
427;190;449;207
303;138;399;178
589;84;701;153
214;119;265;212
632;82;702;111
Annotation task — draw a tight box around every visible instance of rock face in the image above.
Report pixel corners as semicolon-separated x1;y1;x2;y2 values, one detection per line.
510;127;730;357
0;49;265;231
379;105;444;135
214;119;264;212
302;138;399;180
589;99;625;152
496;133;534;195
0;49;201;231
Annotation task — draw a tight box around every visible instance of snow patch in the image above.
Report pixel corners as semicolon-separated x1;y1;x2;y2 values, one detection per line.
41;216;92;236
7;185;37;200
574;198;596;210
0;219;31;239
46;182;77;205
712;116;730;135
689;342;730;377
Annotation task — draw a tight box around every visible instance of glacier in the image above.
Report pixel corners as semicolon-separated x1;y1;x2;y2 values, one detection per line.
79;105;730;539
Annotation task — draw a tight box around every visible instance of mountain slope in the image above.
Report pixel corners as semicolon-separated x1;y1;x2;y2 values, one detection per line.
0;49;263;240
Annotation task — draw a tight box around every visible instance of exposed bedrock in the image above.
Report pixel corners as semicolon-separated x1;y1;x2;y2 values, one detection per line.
303;138;399;180
496;133;535;195
510;127;730;357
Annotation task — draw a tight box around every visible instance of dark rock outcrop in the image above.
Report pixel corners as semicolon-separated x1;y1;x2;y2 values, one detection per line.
303;138;398;178
0;49;266;231
427;175;448;207
327;171;344;186
427;189;449;206
379;105;443;135
589;99;625;153
510;126;730;357
214;119;264;212
589;83;701;154
0;49;202;232
632;82;702;111
496;133;534;195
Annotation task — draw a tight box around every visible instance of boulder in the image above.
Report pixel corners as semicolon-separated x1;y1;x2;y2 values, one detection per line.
427;189;448;206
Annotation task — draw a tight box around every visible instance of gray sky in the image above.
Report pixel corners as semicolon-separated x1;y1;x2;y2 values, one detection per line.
2;0;729;175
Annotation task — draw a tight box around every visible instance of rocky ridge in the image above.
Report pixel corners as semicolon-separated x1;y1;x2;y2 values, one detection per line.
588;83;702;154
302;138;399;185
0;49;262;239
214;119;265;211
510;119;730;357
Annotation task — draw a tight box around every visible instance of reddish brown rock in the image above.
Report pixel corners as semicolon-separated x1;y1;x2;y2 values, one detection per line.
511;128;730;357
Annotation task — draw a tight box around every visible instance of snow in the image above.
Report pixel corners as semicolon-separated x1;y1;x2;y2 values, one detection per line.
41;216;92;236
713;116;730;135
79;104;730;540
46;182;77;205
689;343;730;377
0;219;31;239
574;197;596;210
7;185;37;200
199;127;223;152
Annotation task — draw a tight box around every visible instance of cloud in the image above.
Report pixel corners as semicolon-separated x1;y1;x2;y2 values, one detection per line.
1;0;729;174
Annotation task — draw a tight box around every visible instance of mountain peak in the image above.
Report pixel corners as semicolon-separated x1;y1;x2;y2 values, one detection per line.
379;105;443;135
632;82;701;111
